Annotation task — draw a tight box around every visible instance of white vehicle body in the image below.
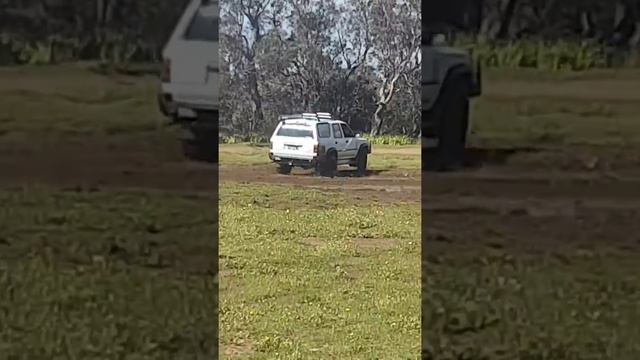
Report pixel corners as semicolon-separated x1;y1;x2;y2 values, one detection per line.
158;0;218;162
268;113;371;176
159;0;218;118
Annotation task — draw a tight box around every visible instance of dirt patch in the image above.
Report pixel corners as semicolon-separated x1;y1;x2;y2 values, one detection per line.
0;134;420;204
424;158;640;255
300;237;326;247
220;165;420;203
0;134;216;192
351;237;398;252
221;341;254;358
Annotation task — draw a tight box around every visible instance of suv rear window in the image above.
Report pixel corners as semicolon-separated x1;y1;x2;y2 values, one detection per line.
317;123;331;138
277;126;314;138
185;6;218;42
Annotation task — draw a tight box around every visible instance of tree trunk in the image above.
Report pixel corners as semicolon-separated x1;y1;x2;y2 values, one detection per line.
370;105;384;136
246;58;264;134
497;0;519;39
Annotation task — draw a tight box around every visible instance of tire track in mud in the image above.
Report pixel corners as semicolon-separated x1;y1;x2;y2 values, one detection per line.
219;165;421;203
0;136;218;192
425;171;640;200
0;137;421;203
424;164;640;251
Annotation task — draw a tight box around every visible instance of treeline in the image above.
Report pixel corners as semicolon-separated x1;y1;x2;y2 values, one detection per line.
0;0;189;65
428;0;640;68
428;0;640;42
3;1;639;137
220;0;421;138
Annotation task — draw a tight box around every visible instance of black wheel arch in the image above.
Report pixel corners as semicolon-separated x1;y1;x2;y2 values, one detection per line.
424;66;470;134
442;65;473;97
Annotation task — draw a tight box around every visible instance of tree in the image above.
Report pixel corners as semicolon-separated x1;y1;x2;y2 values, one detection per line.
368;0;420;136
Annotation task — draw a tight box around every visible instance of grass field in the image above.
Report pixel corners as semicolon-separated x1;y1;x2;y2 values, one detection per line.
471;68;640;149
4;63;640;359
0;64;422;359
0;189;217;358
424;68;640;359
0;63;164;136
219;184;420;358
0;64;218;358
425;243;640;359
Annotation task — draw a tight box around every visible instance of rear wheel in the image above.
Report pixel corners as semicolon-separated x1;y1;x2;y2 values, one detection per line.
276;164;292;175
318;152;337;178
356;148;368;176
181;119;218;163
432;73;470;171
182;132;217;162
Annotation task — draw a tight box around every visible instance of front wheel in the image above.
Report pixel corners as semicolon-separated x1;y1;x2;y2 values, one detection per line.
356;149;368;176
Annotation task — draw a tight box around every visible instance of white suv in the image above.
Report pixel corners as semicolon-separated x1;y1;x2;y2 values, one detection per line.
158;0;218;162
269;112;371;177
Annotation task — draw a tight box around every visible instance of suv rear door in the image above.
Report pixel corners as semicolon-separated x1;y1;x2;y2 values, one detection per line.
316;122;332;154
272;121;316;159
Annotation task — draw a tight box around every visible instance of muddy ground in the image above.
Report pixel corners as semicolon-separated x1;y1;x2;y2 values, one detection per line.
0;134;421;203
1;135;639;254
424;147;640;256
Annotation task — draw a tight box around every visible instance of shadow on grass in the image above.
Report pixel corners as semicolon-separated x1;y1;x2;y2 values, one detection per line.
290;168;389;178
423;146;540;172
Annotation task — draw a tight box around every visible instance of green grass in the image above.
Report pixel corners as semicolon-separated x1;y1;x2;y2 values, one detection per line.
457;38;640;71
219;184;420;358
428;68;640;359
424;247;640;359
220;143;420;170
0;63;165;136
0;188;217;358
469;69;640;149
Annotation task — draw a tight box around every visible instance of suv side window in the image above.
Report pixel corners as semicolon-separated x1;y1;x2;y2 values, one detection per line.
340;123;355;138
317;123;331;138
332;124;343;138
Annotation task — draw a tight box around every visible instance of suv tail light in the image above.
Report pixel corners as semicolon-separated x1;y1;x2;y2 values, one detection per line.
161;58;171;83
313;144;318;154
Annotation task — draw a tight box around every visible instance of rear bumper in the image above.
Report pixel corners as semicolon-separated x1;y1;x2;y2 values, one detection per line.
269;152;317;168
183;112;217;130
159;82;218;118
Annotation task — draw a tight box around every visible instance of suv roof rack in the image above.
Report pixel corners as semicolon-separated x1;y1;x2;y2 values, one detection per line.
278;112;334;122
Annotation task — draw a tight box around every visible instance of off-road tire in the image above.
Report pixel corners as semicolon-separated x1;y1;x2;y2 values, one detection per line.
355;148;368;177
182;128;217;163
276;164;292;175
433;73;470;171
318;151;337;178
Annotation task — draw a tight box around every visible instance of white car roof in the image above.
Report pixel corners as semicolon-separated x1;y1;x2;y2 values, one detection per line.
280;118;345;125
